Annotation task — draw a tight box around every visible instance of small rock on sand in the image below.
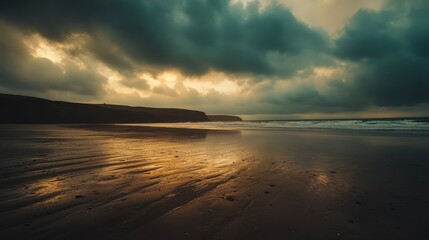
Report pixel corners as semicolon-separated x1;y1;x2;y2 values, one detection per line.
75;195;86;199
225;195;235;201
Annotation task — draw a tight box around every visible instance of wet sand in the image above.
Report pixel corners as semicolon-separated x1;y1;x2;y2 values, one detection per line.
0;125;428;239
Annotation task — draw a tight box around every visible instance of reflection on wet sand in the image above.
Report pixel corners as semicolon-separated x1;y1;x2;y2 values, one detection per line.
0;125;249;239
0;125;428;239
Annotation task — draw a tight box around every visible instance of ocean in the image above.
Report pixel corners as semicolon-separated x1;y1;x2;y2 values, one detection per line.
128;117;429;131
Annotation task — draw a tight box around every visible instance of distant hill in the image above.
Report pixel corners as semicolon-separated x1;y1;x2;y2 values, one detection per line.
207;115;243;122
0;93;209;124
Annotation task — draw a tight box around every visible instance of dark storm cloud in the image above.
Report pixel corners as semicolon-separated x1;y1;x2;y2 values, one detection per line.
334;0;429;107
86;34;135;74
0;0;428;115
0;0;329;77
334;9;402;60
253;0;429;114
260;78;368;114
0;22;105;97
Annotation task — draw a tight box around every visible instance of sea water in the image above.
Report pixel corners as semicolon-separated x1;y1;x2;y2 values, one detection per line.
130;118;429;131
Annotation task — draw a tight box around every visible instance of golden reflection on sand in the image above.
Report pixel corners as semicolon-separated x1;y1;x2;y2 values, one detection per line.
8;125;248;212
310;174;330;189
92;132;247;196
30;177;64;205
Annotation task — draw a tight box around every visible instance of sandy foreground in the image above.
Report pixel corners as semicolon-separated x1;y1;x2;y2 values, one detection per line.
0;124;428;239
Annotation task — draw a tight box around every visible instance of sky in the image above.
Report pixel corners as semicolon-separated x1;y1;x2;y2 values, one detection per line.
0;0;428;119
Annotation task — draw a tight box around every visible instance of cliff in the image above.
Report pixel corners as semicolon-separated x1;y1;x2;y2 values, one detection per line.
0;93;209;124
207;115;243;122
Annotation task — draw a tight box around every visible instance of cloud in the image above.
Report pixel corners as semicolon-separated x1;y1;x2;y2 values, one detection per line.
334;0;429;107
0;0;329;77
334;9;402;60
261;0;386;35
0;0;428;117
0;22;106;99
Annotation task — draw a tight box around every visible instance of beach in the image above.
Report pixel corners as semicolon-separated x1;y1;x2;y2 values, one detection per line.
1;124;428;239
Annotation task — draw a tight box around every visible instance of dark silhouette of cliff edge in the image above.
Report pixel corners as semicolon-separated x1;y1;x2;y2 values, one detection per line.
207;115;243;122
0;93;209;123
